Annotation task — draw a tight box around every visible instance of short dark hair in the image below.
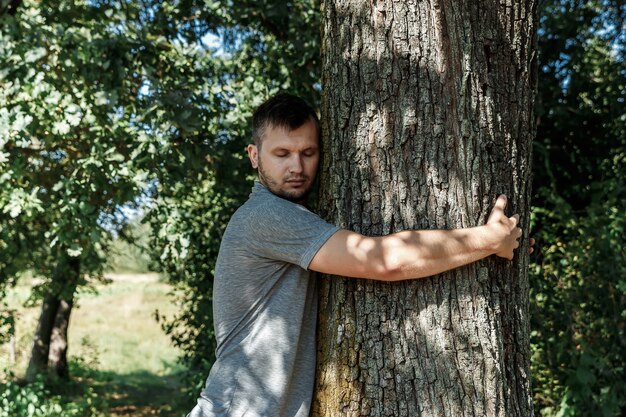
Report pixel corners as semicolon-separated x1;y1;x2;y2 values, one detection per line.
252;93;320;147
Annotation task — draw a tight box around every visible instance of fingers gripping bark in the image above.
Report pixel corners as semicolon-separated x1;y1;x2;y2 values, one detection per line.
486;195;524;260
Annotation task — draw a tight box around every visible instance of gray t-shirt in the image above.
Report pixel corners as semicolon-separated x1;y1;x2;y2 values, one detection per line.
187;182;338;417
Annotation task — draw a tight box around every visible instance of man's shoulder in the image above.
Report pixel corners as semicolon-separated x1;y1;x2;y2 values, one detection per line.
225;189;327;244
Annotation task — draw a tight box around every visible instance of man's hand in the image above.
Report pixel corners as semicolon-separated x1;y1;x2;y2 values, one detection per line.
485;195;523;260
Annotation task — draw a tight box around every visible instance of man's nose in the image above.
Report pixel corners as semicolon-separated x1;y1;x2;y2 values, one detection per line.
289;154;304;173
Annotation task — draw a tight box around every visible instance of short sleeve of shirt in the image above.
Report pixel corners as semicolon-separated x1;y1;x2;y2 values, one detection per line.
249;198;338;270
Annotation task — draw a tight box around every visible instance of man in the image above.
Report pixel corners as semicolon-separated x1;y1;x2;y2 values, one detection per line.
188;93;532;417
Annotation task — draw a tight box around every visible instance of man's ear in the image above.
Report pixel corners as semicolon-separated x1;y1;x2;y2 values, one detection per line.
247;144;259;169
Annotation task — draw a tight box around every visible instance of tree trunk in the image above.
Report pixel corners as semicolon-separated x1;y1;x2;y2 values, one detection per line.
48;256;79;378
314;1;537;417
25;293;60;381
48;297;75;378
26;255;80;381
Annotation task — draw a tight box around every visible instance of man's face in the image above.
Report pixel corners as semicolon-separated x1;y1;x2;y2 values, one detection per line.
247;119;319;203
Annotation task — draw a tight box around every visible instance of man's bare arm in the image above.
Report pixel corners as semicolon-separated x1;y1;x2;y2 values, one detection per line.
309;195;523;281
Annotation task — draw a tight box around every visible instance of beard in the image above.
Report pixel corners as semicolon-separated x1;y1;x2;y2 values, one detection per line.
257;159;313;203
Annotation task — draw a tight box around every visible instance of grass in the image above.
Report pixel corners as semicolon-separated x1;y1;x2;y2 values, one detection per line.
1;273;192;417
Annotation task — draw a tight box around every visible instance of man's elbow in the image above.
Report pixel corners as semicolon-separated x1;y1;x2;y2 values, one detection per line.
373;254;405;281
374;254;432;282
351;236;425;281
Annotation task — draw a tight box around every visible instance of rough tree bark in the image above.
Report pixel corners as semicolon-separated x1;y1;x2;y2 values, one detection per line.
313;1;537;417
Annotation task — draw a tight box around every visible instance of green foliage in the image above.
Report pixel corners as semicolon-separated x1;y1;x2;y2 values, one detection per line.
0;372;107;417
535;0;625;209
532;1;626;415
530;186;626;416
0;0;227;281
104;218;153;274
0;0;143;280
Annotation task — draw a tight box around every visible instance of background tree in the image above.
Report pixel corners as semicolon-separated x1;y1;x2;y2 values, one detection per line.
0;0;219;380
313;1;536;416
1;0;143;380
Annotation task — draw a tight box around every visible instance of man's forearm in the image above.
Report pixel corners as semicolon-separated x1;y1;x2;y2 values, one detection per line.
380;226;497;281
309;195;522;281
